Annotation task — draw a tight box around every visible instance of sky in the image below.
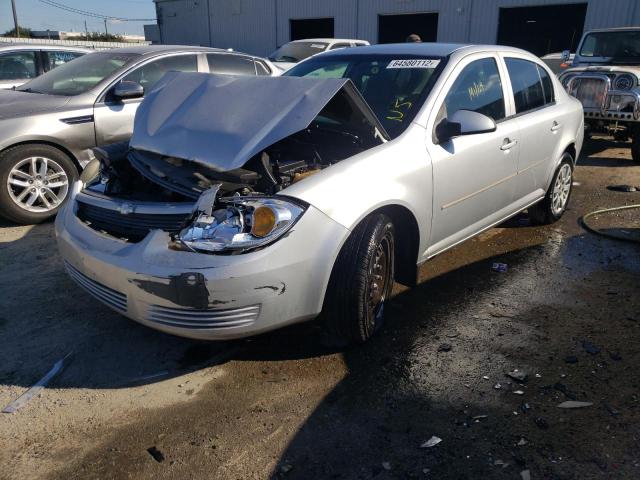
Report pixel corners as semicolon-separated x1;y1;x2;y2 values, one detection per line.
0;0;156;36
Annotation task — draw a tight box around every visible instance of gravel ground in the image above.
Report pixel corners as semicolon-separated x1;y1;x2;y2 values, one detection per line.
0;139;639;479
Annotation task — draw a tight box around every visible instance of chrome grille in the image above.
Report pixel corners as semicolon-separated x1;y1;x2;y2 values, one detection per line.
572;77;607;110
64;261;127;313
147;304;260;330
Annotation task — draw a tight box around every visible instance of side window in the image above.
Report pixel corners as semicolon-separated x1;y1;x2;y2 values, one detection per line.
47;51;84;70
537;64;555;104
255;60;271;76
207;54;256;75
505;58;546;114
329;43;351;50
442;57;506;122
122;54;198;94
0;51;37;80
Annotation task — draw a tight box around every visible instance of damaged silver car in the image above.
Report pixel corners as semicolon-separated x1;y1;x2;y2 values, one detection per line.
56;44;584;344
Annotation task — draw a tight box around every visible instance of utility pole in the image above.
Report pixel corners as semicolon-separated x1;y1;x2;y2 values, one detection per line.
11;0;20;38
103;18;108;37
84;19;89;39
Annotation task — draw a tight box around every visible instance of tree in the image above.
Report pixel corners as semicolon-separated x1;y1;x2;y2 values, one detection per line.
2;27;32;38
76;32;124;42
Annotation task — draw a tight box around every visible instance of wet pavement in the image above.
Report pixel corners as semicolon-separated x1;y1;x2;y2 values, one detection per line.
0;139;639;479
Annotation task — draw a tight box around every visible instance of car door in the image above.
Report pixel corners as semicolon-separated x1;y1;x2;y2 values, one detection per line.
426;53;520;256
93;53;199;146
0;50;39;89
501;56;563;200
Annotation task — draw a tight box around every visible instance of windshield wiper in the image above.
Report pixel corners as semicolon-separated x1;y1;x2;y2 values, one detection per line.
18;87;43;94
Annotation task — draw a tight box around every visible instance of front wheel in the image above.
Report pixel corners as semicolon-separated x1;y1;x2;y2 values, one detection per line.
0;144;78;224
321;213;395;346
528;153;574;225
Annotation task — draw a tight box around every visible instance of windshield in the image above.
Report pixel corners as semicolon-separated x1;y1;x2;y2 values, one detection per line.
17;51;141;96
579;31;640;59
285;55;445;138
269;42;328;63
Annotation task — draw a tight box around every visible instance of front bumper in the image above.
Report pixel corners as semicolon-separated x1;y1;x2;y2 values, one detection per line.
55;187;349;340
567;73;640;122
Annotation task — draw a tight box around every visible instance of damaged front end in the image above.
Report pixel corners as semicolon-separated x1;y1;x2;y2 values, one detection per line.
77;72;387;248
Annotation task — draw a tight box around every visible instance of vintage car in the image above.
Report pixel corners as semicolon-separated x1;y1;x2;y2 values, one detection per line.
559;27;640;162
56;43;584;345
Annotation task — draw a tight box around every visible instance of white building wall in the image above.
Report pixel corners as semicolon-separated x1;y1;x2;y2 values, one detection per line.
154;0;640;57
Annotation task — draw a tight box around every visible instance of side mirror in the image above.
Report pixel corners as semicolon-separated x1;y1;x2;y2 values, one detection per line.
113;81;144;100
561;50;571;63
435;109;496;144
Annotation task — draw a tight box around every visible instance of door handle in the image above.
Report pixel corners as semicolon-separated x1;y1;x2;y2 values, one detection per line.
500;138;518;151
551;121;561;132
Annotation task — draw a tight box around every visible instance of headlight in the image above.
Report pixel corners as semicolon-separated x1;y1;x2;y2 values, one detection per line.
560;74;575;90
178;196;306;254
614;73;635;90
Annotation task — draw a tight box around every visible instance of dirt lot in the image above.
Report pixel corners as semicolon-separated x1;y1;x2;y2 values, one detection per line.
1;139;639;480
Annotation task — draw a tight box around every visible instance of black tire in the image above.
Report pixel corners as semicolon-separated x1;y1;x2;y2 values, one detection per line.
528;153;574;225
0;144;78;224
632;129;640;164
321;213;395;346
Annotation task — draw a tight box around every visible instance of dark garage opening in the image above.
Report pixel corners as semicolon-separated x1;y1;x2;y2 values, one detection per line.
497;3;587;56
290;18;335;41
378;12;438;44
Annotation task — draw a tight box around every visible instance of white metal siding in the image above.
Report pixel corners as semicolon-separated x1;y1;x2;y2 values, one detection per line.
154;0;640;57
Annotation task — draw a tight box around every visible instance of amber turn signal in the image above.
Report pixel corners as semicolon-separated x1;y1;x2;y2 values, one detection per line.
251;206;277;237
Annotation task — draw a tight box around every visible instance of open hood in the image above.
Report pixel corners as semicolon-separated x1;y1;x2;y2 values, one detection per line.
130;72;389;173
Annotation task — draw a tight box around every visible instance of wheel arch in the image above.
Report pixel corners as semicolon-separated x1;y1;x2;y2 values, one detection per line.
0;140;82;173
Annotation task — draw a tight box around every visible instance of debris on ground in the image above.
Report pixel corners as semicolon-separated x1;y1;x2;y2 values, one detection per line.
280;463;293;474
472;415;488;422
513;390;525;395
491;262;508;273
517;438;528;446
582;340;601;355
147;446;165;463
534;417;549;429
506;370;528;383
494;459;508;467
607;184;638;192
603;403;620;416
420;436;442;448
558;401;593;409
564;355;578;364
494;383;502;390
608;351;622;361
2;353;73;414
521;469;531;480
381;461;391;471
437;343;452;352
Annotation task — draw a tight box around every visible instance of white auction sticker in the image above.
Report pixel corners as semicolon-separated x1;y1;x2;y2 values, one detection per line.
386;59;440;69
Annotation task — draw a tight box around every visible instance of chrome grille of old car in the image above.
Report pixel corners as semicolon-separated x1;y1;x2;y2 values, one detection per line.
571;77;608;110
147;304;260;329
64;261;127;313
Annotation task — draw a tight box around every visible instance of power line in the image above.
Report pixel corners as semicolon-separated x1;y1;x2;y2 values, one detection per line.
37;0;155;22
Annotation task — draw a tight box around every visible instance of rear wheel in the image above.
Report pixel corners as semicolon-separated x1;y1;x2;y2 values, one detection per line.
0;144;77;224
528;153;574;225
321;213;395;346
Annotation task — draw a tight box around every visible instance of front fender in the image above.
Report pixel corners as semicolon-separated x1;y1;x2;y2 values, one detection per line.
280;124;432;257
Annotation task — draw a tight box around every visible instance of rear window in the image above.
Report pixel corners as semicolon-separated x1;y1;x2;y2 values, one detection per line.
207;54;256;75
505;58;548;114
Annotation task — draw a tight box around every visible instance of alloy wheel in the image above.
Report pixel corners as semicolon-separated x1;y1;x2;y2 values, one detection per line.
551;163;572;216
7;156;69;213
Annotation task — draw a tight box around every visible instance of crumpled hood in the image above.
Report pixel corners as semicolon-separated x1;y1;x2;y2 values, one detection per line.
0;89;71;120
130;72;386;172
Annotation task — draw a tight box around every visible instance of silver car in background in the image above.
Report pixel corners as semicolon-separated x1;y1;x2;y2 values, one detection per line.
0;43;91;89
0;45;279;224
57;43;583;345
268;38;369;71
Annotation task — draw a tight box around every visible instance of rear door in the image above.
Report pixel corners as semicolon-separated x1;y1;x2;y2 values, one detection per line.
426;53;520;255
93;53;199;146
206;53;257;75
501;55;563;199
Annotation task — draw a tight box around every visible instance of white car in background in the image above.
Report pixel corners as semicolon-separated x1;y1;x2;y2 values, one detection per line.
0;44;91;89
268;38;369;71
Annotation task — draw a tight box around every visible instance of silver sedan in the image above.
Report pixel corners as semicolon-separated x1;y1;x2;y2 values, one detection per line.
0;45;279;224
57;43;584;345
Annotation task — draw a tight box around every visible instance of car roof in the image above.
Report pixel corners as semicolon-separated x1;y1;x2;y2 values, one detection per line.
290;38;367;44
583;27;640;33
100;44;235;56
314;42;533;58
0;43;92;52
